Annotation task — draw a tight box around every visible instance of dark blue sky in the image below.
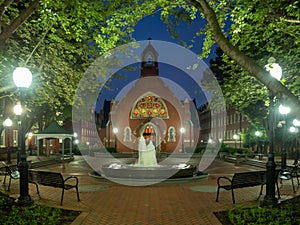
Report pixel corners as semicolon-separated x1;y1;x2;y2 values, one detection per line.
95;13;217;112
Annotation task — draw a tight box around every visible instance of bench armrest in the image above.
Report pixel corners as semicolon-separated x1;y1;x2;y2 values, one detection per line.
63;176;79;186
217;176;232;186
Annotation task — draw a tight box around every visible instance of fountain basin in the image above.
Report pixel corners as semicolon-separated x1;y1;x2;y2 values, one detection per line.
99;163;197;179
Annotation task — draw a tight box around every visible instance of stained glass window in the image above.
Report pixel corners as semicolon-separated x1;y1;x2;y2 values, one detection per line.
131;95;169;118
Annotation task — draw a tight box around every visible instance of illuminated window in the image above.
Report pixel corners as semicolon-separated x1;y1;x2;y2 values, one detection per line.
168;127;176;142
146;53;154;66
123;127;132;142
131;95;169;118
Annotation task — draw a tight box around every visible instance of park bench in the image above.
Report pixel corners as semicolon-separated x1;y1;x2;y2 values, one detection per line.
28;169;80;205
1;161;19;191
279;164;300;192
216;170;281;204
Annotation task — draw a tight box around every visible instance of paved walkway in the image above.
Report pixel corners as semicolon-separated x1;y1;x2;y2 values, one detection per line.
1;156;299;225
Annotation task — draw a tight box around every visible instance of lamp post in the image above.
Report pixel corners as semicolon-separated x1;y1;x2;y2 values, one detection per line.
262;57;282;206
278;104;291;170
180;127;186;153
14;103;22;163
3;118;13;164
255;131;262;154
292;119;300;164
233;134;239;149
13;67;33;206
113;127;118;151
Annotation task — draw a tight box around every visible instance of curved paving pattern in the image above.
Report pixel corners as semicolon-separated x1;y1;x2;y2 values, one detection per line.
1;156;299;225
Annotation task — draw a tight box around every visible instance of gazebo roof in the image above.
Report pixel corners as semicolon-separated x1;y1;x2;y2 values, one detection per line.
34;121;73;140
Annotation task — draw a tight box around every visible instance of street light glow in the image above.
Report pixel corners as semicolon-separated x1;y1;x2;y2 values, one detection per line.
279;104;291;115
265;57;282;81
13;103;23;116
255;131;262;137
3;118;13;127
180;127;186;133
293;119;300;127
113;127;118;134
13;67;33;88
233;134;239;140
289;126;298;133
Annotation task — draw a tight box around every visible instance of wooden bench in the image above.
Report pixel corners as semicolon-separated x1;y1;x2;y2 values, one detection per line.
216;170;280;204
28;169;80;205
1;161;19;191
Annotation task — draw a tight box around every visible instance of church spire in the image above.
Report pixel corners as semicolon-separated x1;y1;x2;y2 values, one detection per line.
141;40;159;77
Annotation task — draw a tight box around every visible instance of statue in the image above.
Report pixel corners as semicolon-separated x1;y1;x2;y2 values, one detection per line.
136;135;157;167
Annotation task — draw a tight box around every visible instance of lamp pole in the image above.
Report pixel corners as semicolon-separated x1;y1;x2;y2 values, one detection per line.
13;67;33;206
3;118;13;164
113;128;118;151
233;134;239;149
14;103;22;164
180;127;186;153
255;131;262;154
278;104;291;171
262;57;282;206
292;119;300;164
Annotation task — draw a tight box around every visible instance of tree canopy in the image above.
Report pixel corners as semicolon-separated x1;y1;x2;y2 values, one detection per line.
0;0;299;130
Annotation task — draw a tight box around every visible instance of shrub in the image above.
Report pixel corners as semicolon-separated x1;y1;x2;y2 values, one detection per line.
0;192;80;225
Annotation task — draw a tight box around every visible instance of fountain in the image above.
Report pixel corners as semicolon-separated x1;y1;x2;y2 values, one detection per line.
90;135;207;185
135;135;157;167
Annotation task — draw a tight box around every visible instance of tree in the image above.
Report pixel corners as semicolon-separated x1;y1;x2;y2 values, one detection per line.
1;0;300;130
189;0;300;115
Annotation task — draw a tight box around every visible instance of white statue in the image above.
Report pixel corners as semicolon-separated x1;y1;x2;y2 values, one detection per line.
136;135;157;167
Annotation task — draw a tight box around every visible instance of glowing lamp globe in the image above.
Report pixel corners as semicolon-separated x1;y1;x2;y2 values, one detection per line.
265;57;282;81
13;67;32;88
3;118;12;127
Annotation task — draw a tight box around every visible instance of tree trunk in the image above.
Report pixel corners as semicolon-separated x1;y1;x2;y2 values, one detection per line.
0;0;40;45
190;0;300;115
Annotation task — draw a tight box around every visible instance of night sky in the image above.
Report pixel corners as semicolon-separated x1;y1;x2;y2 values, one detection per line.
95;12;217;112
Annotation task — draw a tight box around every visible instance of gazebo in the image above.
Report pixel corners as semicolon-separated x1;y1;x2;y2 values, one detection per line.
34;121;74;159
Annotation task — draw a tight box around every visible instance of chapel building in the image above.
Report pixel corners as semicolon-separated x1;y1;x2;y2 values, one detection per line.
98;42;198;153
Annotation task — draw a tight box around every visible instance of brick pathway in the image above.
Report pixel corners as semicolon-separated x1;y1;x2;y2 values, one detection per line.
1;156;299;225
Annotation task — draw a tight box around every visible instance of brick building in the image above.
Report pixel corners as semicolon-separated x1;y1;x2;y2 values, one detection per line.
97;42;198;153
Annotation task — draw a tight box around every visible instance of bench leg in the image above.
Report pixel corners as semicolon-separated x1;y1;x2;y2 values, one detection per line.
216;187;220;202
231;189;235;204
61;189;65;206
276;181;281;199
31;183;40;198
3;173;7;184
75;186;80;202
257;184;263;200
7;177;12;191
291;178;295;192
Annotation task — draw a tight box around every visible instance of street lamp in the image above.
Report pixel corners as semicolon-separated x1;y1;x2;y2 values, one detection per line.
290;122;300;165
113;127;118;151
293;119;300;127
14;103;22;163
262;57;282;206
13;67;33;206
3;118;13;164
233;134;239;149
180;127;186;153
255;131;262;154
278;104;291;170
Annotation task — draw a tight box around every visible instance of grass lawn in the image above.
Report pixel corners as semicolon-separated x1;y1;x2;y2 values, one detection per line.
214;195;300;225
0;192;80;225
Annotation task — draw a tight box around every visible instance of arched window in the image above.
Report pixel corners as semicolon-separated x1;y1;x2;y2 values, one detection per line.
131;95;169;119
146;53;154;66
123;127;132;142
168;126;176;142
